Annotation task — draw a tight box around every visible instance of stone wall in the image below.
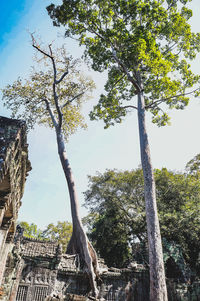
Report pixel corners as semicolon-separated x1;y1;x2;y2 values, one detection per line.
1;236;149;301
3;236;200;301
0;116;31;288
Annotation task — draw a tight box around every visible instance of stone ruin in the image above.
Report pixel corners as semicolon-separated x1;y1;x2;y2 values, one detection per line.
0;116;31;287
0;116;199;301
4;235;148;301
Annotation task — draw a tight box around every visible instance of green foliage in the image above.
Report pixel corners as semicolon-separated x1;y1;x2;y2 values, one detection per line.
83;168;200;276
162;239;189;280
83;169;146;241
155;168;200;277
42;221;72;252
186;153;200;176
2;46;95;141
89;208;131;268
83;169;145;267
18;220;72;251
18;221;44;239
47;0;200;127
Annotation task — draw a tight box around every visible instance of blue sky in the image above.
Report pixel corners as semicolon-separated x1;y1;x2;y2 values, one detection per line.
0;1;27;47
1;0;200;229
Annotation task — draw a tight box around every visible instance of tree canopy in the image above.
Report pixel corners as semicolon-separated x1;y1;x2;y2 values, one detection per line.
2;44;94;140
42;221;72;251
18;221;44;239
83;168;200;278
47;0;200;127
18;221;72;251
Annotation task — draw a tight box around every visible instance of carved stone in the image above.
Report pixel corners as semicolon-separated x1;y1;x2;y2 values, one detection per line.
0;116;31;289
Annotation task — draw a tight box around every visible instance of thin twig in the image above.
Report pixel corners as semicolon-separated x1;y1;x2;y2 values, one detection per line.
31;34;53;60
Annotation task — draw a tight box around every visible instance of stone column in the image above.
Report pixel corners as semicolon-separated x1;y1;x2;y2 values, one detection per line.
0;228;7;250
0;241;11;285
9;259;24;301
0;208;5;227
0;228;9;285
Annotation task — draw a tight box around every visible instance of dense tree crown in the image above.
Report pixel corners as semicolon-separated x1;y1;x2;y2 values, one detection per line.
83;168;200;277
47;0;200;127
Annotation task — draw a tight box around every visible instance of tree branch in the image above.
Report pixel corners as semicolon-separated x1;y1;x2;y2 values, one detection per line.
163;42;178;55
62;91;85;109
121;105;138;110
146;88;200;109
31;35;63;129
81;21;140;92
111;47;141;93
52;83;63;129
48;44;57;83
56;71;69;84
43;98;58;128
47;44;63;128
111;74;126;89
31;34;53;60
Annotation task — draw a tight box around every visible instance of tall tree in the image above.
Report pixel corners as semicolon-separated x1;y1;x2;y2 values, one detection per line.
2;38;99;298
47;2;200;299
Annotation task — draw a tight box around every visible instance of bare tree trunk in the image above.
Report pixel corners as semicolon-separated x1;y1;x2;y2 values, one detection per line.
137;91;168;301
55;128;99;298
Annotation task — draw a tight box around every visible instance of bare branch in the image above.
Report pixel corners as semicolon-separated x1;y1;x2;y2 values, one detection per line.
62;91;85;109
56;70;69;84
31;34;53;60
48;44;53;56
121;105;138;110
31;35;63;129
48;44;57;83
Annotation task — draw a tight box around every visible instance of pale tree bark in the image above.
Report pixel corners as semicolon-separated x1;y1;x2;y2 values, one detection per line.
137;90;168;301
44;89;100;300
112;48;168;299
55;127;99;298
31;38;100;298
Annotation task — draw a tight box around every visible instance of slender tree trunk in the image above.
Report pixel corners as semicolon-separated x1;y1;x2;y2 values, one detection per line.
55;128;99;298
137;91;168;301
